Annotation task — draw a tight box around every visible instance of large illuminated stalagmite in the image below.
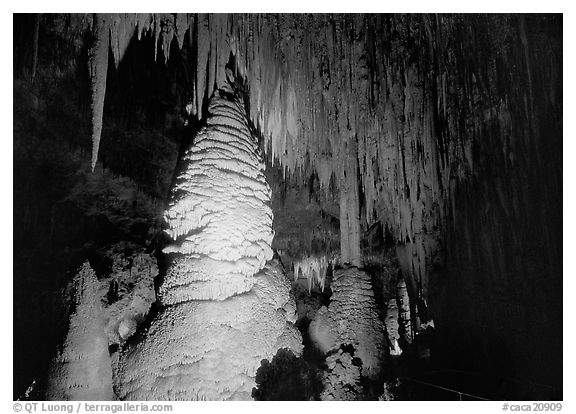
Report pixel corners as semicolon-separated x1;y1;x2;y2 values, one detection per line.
115;85;302;400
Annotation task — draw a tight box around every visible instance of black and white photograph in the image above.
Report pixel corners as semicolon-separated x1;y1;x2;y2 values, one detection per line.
8;6;567;408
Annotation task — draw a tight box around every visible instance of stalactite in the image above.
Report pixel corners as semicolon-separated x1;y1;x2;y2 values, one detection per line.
88;13;110;172
173;13;188;50
88;13;189;169
195;14;210;119
110;14;137;69
31;13;40;85
293;254;336;293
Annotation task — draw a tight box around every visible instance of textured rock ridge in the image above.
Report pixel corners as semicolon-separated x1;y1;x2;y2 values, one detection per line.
161;88;274;303
309;267;386;379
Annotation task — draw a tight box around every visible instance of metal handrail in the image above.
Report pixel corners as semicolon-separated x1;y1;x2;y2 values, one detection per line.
401;376;490;401
407;368;557;393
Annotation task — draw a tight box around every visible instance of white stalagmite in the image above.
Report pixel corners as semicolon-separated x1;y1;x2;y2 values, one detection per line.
114;87;302;400
46;262;115;401
385;299;402;356
396;279;413;345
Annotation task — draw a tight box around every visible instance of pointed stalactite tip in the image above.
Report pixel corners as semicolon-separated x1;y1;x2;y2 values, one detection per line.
91;144;99;173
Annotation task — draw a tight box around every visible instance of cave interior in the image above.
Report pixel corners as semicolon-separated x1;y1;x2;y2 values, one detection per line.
12;13;562;401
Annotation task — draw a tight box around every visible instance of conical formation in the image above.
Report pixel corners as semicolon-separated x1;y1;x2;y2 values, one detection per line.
160;87;275;303
308;267;386;380
46;262;114;401
114;88;302;400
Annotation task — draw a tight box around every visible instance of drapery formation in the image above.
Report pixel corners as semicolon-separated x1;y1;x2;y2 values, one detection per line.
82;14;560;311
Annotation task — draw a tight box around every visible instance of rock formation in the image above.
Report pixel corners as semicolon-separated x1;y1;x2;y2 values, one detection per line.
114;87;302;400
396;279;413;346
385;298;402;356
98;243;157;346
45;245;158;400
308;267;386;379
320;347;363;401
46;262;114;401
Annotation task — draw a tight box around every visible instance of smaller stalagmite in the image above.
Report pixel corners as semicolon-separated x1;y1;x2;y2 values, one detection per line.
385;299;402;356
46;262;114;401
396;279;413;345
308;267;386;379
